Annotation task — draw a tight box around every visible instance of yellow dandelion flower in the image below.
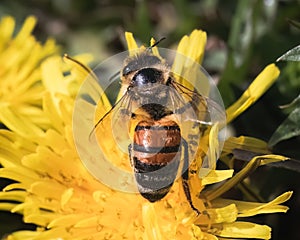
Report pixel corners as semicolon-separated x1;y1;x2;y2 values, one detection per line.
0;17;293;240
0;15;92;138
0;16;58;137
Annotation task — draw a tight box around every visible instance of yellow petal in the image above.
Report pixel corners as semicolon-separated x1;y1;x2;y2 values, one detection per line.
61;188;74;209
171;30;209;99
0;130;33;167
12;202;57;227
205;154;290;201
226;64;280;123
10;202;26;213
42;56;69;97
222;136;269;155
48;214;89;228
0;16;15;51
3;183;28;191
30;227;71;239
186;29;207;64
63;53;95;86
125;32;139;54
0;202;18;212
14;16;37;45
57;94;74;123
200;169;234;185
214;191;292;218
22;146;67;182
150;37;161;57
30;181;66;200
204;203;238;224
73;216;99;228
208;123;220;169
24;213;57;227
204;155;262;201
0;167;39;186
173;29;207;67
259;154;289;165
172;29;207;85
171;35;188;77
201;232;219;240
42;92;64;133
217;221;271;239
16;105;49;128
0;191;26;203
5;230;42;240
41;129;69;155
0;105;44;138
142;202;165;240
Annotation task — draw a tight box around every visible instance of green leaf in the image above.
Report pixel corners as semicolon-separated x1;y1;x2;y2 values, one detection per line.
269;104;300;147
277;45;300;62
277;62;300;97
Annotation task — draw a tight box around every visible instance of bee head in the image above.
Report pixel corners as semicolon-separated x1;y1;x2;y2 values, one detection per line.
127;66;169;104
131;68;163;87
122;54;162;76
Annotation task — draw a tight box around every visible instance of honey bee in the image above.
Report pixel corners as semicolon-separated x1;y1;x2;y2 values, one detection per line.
88;40;225;214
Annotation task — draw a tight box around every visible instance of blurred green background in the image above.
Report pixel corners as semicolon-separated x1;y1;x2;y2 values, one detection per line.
0;0;299;239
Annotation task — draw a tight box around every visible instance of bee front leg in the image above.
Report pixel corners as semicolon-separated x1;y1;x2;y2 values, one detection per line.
181;138;200;215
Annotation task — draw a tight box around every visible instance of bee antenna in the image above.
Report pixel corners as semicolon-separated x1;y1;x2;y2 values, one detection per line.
148;37;166;50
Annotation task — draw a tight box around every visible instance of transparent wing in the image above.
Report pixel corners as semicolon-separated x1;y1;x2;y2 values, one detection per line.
167;80;226;172
169;80;226;126
91;91;134;154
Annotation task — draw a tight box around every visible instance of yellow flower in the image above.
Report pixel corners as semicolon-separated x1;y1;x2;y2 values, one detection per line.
0;16;92;138
0;16;57;137
0;17;292;240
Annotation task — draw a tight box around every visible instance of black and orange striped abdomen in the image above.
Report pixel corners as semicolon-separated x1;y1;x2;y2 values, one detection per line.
133;121;181;165
132;120;182;202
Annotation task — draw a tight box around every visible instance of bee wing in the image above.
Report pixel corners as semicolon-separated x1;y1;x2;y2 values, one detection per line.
168;80;226;171
90;91;133;154
69;55;137;188
64;54;111;108
169;81;226;126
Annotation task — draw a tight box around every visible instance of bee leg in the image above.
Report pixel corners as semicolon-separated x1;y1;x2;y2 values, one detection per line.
128;144;133;167
181;138;200;215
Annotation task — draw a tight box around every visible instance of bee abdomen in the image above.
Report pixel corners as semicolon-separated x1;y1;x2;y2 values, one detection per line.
132;121;181;202
133;159;179;202
133;122;181;165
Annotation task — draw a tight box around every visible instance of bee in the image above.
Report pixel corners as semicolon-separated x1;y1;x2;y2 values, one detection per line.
91;40;225;214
